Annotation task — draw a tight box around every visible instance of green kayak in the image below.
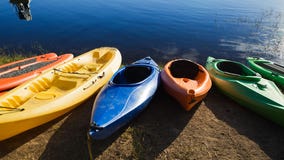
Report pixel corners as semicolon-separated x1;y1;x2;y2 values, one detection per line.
205;56;284;126
247;57;284;88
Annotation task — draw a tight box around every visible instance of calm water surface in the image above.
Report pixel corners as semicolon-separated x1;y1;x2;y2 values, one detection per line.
0;0;284;64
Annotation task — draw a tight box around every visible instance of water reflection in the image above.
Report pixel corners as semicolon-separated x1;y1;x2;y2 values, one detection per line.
1;0;284;65
219;9;284;63
9;0;32;21
152;46;200;64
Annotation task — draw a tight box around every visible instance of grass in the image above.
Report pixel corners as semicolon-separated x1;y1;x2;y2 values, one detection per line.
0;42;50;65
0;44;47;66
0;54;28;65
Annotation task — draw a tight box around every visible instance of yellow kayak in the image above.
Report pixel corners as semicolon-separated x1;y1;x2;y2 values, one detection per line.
0;47;122;141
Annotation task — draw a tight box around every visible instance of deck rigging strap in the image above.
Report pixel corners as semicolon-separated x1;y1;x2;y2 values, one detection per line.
53;68;98;75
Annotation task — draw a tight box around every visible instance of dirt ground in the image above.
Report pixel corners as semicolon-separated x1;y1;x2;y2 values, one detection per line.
0;86;284;160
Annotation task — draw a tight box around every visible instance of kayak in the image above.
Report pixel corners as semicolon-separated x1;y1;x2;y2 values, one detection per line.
0;53;74;91
205;56;284;126
161;59;212;111
0;92;7;96
88;57;160;140
0;47;121;141
247;57;284;88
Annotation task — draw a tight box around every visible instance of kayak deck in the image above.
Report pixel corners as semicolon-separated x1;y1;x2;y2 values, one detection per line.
0;58;36;73
0;60;56;78
257;62;284;75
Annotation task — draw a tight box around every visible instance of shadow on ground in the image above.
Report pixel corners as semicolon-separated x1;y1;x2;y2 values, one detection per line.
205;86;284;160
130;88;197;159
88;87;196;159
0;86;193;160
38;95;97;160
0;113;67;158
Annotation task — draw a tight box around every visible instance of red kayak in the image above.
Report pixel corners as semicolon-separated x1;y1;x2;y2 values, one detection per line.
0;53;73;91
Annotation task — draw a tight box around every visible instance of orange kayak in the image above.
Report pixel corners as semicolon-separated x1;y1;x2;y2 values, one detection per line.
161;59;212;111
0;53;73;91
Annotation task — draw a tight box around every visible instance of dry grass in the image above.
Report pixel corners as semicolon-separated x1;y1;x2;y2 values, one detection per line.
0;86;284;160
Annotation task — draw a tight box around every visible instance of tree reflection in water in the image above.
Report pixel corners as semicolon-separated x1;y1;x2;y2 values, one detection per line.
10;0;32;21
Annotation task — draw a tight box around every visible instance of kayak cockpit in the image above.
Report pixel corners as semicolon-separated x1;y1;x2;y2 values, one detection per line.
169;59;199;79
216;61;257;76
112;66;153;84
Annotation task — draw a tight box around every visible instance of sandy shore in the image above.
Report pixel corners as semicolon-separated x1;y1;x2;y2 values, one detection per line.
0;86;284;160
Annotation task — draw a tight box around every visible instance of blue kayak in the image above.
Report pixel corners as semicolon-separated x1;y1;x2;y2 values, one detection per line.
88;57;160;140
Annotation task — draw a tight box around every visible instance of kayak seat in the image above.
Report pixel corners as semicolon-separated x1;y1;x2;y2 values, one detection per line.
113;66;152;84
96;51;113;64
52;77;78;90
82;64;102;73
34;92;56;100
170;60;199;79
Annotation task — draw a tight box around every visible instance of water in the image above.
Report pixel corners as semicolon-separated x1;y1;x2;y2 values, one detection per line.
0;0;284;65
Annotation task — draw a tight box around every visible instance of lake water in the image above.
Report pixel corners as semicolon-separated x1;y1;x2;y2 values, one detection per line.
0;0;284;65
